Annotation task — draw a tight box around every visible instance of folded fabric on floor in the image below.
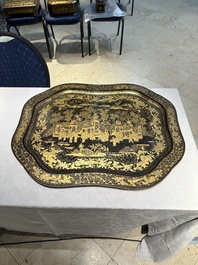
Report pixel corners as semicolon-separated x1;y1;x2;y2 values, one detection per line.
135;213;198;263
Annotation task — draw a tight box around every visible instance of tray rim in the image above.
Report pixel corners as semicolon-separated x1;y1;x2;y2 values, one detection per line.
11;83;185;189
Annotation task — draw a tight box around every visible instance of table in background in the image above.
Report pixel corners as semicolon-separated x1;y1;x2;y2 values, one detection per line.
84;0;126;55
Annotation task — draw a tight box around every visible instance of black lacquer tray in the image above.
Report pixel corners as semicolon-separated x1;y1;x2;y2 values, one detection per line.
12;84;185;189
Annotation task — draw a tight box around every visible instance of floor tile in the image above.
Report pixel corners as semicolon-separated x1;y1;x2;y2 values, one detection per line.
193;28;198;38
144;11;177;27
47;59;97;87
138;78;163;89
71;59;115;80
131;5;154;19
107;259;119;265
168;16;198;35
95;64;142;84
123;34;150;54
138;244;198;265
138;0;166;12
158;0;192;17
136;39;176;61
0;242;18;265
71;239;112;265
20;240;76;265
94;231;130;257
180;74;198;103
164;48;198;75
180;95;198;137
148;27;190;48
145;62;191;89
118;50;161;77
21;238;111;265
112;240;140;265
179;36;198;57
127;19;164;39
179;7;198;25
194;68;198;77
0;232;46;265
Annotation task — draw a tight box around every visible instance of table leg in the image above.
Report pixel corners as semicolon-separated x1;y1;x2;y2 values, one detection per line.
119;18;124;55
87;21;91;55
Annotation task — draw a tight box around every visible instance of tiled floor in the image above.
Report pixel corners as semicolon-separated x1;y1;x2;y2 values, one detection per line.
0;0;198;264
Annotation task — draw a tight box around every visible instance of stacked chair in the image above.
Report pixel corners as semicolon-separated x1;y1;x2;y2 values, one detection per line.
43;0;84;58
2;0;84;58
2;0;132;57
2;1;52;58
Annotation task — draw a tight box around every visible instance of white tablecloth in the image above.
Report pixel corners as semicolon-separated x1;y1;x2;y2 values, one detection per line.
0;87;198;262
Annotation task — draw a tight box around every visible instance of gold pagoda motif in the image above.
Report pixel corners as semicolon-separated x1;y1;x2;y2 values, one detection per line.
52;119;143;146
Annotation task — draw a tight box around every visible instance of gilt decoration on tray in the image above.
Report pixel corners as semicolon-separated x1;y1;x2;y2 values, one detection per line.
12;84;185;189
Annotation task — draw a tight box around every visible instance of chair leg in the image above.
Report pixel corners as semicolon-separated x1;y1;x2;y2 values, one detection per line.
80;18;84;57
6;24;10;32
80;17;84;38
8;25;21;35
42;20;53;59
14;26;21;35
127;0;134;15
117;20;121;35
131;0;134;16
50;25;55;39
119;17;124;55
46;24;55;39
87;21;91;56
44;23;51;38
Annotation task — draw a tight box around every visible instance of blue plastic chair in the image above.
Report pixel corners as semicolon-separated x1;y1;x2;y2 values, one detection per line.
43;3;84;58
0;31;50;87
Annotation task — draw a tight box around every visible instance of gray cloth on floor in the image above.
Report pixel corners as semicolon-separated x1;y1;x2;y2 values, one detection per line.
135;214;198;263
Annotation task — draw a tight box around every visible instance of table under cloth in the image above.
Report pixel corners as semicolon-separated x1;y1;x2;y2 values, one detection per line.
0;87;198;262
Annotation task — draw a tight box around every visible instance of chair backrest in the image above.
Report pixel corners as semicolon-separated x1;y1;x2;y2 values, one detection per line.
0;32;50;87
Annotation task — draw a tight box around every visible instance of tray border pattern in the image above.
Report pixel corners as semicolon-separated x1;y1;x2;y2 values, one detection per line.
11;83;185;189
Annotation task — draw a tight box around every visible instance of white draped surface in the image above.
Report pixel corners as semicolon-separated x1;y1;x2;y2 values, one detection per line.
0;87;198;262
